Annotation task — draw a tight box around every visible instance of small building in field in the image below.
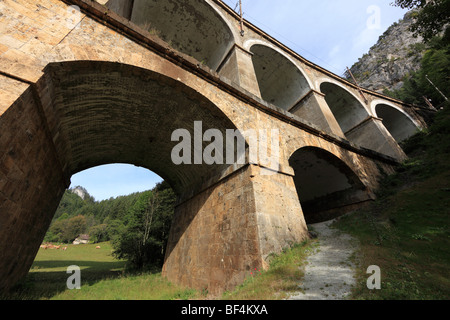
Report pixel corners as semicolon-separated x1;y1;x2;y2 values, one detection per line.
73;234;90;245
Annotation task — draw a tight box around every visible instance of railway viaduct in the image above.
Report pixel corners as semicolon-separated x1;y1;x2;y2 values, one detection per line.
0;0;431;294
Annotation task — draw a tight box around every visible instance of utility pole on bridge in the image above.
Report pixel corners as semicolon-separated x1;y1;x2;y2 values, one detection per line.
346;67;368;105
239;0;245;36
233;0;245;36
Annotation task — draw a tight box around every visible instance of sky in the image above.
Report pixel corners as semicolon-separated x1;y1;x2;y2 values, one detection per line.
70;0;409;201
221;0;408;75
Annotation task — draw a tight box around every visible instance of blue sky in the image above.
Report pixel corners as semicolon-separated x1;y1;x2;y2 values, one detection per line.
70;1;409;201
221;0;407;75
70;165;163;201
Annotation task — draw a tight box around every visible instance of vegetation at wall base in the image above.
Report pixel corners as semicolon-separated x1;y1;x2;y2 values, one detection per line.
333;102;450;300
342;25;449;300
221;240;317;300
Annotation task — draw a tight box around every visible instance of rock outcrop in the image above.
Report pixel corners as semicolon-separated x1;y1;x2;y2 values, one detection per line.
347;11;426;94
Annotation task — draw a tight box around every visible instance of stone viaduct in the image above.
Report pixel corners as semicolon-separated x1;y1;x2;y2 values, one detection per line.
0;0;431;294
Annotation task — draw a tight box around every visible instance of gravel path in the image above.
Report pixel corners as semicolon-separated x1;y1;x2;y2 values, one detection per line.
289;219;359;300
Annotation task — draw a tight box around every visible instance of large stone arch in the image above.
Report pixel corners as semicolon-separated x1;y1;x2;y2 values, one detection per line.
319;80;370;135
1;0;425;295
319;80;406;160
374;103;420;143
289;146;373;224
42;60;243;196
249;43;312;111
104;0;237;71
244;42;343;135
0;60;254;293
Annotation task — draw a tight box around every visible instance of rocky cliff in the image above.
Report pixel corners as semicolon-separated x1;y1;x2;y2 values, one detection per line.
72;186;88;200
347;11;426;94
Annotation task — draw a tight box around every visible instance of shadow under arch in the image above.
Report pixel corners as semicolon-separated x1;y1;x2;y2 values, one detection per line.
319;81;408;160
0;59;249;291
249;44;311;111
375;103;419;143
106;0;236;71
289;146;372;224
319;81;370;136
42;60;245;198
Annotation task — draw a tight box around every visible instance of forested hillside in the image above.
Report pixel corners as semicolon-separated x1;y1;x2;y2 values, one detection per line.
45;181;176;269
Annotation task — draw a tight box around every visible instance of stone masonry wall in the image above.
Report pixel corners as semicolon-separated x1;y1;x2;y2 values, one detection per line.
163;164;264;294
0;87;67;291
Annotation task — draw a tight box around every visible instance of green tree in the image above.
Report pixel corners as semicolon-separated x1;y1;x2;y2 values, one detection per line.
89;223;109;243
392;0;450;41
112;184;176;270
66;215;88;242
104;218;126;241
383;35;449;108
47;214;88;243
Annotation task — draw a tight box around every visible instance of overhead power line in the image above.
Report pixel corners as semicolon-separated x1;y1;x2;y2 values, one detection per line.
226;0;348;76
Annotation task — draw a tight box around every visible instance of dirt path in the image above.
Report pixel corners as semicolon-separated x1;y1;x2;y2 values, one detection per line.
288;219;359;300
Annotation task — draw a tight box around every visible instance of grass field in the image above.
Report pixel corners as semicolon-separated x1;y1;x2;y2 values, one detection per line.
3;240;315;300
5;242;200;300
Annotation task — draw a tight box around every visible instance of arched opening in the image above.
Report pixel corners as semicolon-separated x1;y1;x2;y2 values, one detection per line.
319;83;408;160
105;0;236;70
0;60;249;291
45;163;173;268
250;44;311;111
375;104;419;142
289;147;371;224
320;82;369;135
44;60;248;267
45;61;242;196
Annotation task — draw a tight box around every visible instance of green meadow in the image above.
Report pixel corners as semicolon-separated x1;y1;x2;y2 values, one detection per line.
4;240;315;300
5;242;199;300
